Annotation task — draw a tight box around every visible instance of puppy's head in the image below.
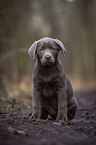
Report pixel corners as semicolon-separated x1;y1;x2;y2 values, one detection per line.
28;37;66;66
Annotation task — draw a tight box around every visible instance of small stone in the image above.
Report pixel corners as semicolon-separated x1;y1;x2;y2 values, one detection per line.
53;122;62;126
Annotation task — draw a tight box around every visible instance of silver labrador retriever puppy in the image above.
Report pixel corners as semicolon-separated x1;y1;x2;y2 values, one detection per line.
28;37;77;121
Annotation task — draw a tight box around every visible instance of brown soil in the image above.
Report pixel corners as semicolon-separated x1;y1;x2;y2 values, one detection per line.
0;90;96;145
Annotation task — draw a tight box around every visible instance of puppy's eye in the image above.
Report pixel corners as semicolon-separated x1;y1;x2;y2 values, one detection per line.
51;47;55;50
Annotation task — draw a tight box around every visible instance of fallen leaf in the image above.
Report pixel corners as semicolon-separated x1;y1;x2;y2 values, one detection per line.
16;130;27;135
53;122;62;126
7;126;16;134
7;126;28;136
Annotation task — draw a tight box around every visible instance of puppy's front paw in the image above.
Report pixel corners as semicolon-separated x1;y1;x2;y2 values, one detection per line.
56;114;68;122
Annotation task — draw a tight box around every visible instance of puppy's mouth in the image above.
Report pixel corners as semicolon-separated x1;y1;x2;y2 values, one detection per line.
43;61;54;66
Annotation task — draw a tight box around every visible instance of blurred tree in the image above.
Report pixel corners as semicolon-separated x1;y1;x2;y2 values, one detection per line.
75;0;96;79
0;0;96;96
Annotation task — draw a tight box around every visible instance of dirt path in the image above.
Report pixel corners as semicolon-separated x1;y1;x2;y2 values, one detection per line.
0;91;96;145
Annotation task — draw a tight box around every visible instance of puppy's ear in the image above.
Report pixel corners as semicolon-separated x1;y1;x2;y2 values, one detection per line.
28;41;38;61
54;39;67;56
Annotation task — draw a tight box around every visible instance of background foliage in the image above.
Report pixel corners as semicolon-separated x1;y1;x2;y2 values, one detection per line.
0;0;96;96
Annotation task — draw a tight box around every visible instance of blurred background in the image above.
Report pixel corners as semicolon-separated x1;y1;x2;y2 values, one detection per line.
0;0;96;98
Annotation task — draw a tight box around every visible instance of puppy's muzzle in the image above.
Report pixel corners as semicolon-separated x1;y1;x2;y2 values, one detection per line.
41;52;55;65
44;54;52;60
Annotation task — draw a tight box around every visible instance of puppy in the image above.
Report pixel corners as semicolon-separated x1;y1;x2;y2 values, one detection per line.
28;37;77;121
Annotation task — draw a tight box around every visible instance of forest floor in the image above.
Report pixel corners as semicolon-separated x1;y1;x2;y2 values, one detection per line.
0;90;96;145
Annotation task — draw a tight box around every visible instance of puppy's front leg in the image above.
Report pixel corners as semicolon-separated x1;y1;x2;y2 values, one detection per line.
56;87;68;122
29;87;41;120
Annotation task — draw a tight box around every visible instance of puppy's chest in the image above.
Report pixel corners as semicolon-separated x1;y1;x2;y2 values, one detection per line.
41;82;57;98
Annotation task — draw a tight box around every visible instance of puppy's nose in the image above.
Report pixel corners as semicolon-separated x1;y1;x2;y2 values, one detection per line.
45;55;51;60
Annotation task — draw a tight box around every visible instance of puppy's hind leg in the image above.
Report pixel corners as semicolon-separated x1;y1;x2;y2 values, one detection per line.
65;75;78;120
67;96;78;120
